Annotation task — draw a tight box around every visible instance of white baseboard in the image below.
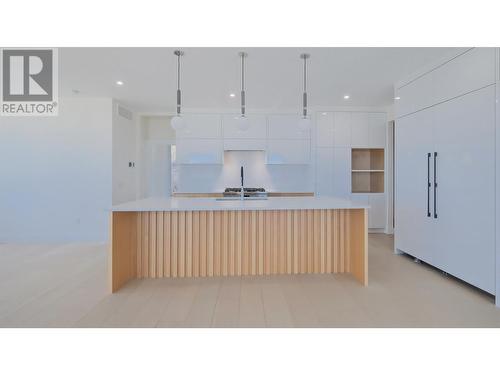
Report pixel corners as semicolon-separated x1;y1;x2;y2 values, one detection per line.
368;228;386;234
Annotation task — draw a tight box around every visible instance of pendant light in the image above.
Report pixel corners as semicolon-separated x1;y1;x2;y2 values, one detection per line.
236;51;250;131
170;50;185;131
298;53;311;131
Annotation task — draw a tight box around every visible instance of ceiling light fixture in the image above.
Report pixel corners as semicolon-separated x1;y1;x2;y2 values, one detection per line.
229;93;236;98
116;80;124;86
236;52;250;130
343;95;350;100
395;96;401;100
170;50;185;131
298;53;311;131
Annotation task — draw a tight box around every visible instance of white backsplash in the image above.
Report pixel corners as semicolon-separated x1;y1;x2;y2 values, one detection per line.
173;150;314;192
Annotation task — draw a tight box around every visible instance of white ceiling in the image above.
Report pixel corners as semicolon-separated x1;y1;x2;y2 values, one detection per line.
60;47;461;113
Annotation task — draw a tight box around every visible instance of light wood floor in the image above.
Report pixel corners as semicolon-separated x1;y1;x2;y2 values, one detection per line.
1;234;499;327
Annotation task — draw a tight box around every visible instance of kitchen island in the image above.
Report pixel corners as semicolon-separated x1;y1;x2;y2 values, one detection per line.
110;197;368;292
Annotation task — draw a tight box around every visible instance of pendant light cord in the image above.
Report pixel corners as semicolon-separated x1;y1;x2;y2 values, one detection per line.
177;53;181;91
241;53;245;92
174;50;183;116
303;56;307;93
301;54;309;118
240;52;246;117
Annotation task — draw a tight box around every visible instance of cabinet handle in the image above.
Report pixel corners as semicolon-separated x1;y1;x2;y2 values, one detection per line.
427;153;431;217
433;152;438;219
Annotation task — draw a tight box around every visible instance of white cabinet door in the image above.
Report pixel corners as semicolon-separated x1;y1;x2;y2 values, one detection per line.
316;112;334;147
332;147;351;198
395;71;435;118
223;139;266;151
368;113;387;148
315;147;334;196
351;194;385;229
175;139;223;164
176;114;221;139
266;139;310;164
394;86;410;118
433;48;496;105
368;194;386;229
222;114;267;139
350;113;370;147
395;48;495;119
333;112;351;147
394;108;436;265
352;112;386;148
268;114;310;139
433;85;495;293
350;194;369;207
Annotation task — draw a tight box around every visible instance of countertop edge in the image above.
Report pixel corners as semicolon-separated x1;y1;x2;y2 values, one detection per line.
111;197;370;212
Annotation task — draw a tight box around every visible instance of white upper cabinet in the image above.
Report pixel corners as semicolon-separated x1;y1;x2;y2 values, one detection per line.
368;113;387;148
395;72;435;118
395;48;496;118
176;114;221;139
333;112;351;147
266;139;310;164
351;112;386;148
433;48;496;104
222;114;267;139
316;112;335;147
268;114;310;139
351;113;370;147
223;139;266;151
316;112;352;147
175;139;223;164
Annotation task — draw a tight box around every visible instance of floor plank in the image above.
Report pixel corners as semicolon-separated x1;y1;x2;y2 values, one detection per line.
212;277;241;328
239;277;266;327
184;278;220;327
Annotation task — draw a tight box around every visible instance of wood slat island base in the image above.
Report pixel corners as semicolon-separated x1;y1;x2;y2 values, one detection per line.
110;199;368;293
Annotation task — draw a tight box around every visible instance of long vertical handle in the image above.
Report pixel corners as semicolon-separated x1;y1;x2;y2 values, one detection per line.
427;153;431;217
433;152;438;219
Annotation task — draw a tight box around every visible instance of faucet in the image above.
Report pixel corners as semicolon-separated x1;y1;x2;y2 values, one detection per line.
240;166;244;201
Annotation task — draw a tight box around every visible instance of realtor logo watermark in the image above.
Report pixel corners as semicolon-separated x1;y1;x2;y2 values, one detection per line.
1;48;58;116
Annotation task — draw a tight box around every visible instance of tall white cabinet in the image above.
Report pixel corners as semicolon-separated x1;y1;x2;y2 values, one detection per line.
395;48;498;297
315;111;388;231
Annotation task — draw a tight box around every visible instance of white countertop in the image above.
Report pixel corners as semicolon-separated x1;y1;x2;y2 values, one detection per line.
112;196;370;212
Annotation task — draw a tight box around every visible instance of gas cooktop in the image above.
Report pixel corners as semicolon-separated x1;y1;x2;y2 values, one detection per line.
223;187;268;198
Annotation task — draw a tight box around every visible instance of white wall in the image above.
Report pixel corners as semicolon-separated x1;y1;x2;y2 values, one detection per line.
112;100;137;204
0;98;113;243
142;115;176;140
385;104;395;121
137;115;175;198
